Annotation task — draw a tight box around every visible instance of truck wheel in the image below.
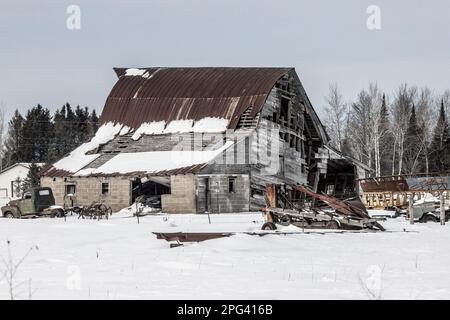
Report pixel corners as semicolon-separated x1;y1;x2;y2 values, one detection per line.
261;222;277;230
4;212;15;219
422;214;438;223
325;220;340;229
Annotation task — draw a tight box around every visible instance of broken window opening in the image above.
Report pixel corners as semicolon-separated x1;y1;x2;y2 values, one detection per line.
289;134;296;149
101;182;109;195
65;184;76;196
228;177;236;193
280;96;290;122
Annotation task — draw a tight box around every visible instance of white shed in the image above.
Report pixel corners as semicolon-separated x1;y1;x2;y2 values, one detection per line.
0;163;41;206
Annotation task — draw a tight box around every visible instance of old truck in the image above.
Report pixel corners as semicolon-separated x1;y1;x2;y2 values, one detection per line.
410;201;450;223
1;187;65;219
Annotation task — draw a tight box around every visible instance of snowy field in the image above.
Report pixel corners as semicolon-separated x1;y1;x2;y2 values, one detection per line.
1;211;450;300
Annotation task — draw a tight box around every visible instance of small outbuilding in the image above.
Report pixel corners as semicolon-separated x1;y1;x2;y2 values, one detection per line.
0;163;42;205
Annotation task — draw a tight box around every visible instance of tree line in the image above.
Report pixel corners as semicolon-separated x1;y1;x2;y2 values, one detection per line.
1;103;99;170
324;84;450;176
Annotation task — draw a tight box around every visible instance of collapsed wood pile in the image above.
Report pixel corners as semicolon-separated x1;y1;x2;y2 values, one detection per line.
263;184;385;231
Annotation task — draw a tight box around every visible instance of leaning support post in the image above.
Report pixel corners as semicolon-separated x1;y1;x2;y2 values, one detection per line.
440;193;445;226
409;193;414;225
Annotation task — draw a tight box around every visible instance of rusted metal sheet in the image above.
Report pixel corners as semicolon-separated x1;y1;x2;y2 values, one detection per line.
358;173;450;193
294;185;371;219
39;165;72;178
154;232;233;242
100;67;292;130
359;177;409;192
265;184;277;208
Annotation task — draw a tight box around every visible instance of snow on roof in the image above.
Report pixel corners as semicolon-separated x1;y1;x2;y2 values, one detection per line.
52;122;122;173
192;117;228;133
131;121;166;140
163;119;194;134
48;117;232;176
119;125;132;136
125;68;150;78
75;140;234;176
131;117;229;140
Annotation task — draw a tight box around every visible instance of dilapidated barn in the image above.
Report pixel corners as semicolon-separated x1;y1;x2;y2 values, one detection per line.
41;67;368;213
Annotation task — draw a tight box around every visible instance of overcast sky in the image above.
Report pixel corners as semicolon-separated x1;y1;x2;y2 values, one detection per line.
0;0;449;120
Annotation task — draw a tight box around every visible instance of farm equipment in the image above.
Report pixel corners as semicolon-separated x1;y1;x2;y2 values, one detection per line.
262;184;385;231
1;187;64;219
77;201;112;220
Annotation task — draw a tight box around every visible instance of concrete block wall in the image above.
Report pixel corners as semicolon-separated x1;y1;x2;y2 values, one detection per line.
41;176;131;212
206;174;250;213
161;174;196;213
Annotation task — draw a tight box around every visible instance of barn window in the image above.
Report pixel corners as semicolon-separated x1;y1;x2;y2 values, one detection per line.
65;184;76;196
228;177;236;193
101;182;109;195
289;134;296;148
280;96;290;121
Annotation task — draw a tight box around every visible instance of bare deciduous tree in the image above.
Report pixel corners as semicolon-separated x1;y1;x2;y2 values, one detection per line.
347;83;385;176
415;87;436;174
390;85;417;175
324;83;348;152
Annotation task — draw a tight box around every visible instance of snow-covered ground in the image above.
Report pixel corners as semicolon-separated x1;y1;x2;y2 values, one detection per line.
1;211;450;300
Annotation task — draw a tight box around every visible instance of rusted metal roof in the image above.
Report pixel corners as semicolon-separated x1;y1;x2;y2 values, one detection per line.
359;179;409;192
40;165;72;178
100;67;292;130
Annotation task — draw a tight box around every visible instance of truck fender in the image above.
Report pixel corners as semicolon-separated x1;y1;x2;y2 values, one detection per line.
1;206;21;218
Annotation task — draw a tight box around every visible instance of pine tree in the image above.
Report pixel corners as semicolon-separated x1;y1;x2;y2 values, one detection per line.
64;103;77;154
21;162;41;193
429;100;450;172
378;94;392;175
74;105;90;145
2;110;24;168
403;104;424;173
88;109;99;138
49;108;66;161
21;104;54;162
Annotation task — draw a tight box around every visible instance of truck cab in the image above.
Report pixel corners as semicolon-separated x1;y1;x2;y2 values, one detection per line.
1;187;63;218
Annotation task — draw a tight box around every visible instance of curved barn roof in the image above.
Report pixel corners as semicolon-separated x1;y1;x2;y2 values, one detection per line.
100;67;293;130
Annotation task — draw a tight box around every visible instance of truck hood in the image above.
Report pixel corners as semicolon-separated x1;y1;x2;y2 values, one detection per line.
7;199;20;207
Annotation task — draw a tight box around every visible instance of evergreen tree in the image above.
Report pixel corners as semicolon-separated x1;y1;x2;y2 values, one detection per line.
49;108;66;160
403;104;424;173
13;177;22;198
64;103;77;153
88;109;99;139
378;94;392;175
21;162;41;193
429;100;450;172
21;104;54;162
74;105;90;145
2;110;24;168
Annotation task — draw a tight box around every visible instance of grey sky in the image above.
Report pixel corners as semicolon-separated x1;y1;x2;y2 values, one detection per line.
1;0;449;120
